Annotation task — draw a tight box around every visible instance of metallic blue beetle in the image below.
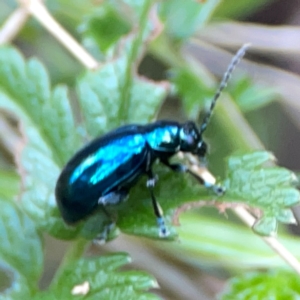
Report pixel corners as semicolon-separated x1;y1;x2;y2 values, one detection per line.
55;45;248;238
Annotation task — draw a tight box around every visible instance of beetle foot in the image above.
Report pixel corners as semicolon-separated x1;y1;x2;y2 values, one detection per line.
212;184;226;196
174;164;188;173
146;175;158;188
157;217;170;238
93;222;116;245
163;161;187;173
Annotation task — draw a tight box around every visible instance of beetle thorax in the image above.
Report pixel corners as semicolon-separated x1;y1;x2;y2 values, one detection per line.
145;124;180;152
179;122;207;158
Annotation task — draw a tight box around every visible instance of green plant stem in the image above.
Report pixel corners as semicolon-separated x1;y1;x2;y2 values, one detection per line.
215;96;264;151
150;34;186;69
50;238;88;288
119;0;154;123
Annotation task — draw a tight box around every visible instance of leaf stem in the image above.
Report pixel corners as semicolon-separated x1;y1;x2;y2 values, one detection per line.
0;7;29;44
18;0;98;69
118;0;154;123
215;95;264;151
50;238;89;288
234;206;300;275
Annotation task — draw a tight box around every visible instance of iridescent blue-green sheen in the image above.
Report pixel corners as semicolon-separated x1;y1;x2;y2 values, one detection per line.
55;121;196;224
70;134;146;187
145;125;180;151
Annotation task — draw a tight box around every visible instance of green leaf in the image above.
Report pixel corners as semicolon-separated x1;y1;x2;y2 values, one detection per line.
0;47;80;164
0;169;19;199
223;151;300;236
0;46;82;239
214;0;275;19
77;2;168;135
252;216;278;236
0;3;169;242
116;164;210;239
229;76;278;112
0;261;31;300
171;66;214;119
277;209;297;224
79;5;131;55
78;1;163;67
77;34;169;138
219;270;300;300
167;213;300;269
0;197;43;291
116;151;299;239
160;0;222;40
46;253;160;300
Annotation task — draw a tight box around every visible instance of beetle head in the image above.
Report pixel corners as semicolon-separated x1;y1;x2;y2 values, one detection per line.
179;122;207;158
179;45;249;160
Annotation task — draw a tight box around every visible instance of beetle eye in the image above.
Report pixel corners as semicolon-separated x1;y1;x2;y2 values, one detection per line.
197;141;207;157
183;132;195;144
180;122;201;150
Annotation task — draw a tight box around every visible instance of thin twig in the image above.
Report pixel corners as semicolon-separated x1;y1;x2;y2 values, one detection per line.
233;206;300;275
183;153;300;275
18;0;99;69
0;7;29;44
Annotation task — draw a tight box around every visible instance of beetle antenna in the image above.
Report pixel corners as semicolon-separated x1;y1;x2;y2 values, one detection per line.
200;43;250;134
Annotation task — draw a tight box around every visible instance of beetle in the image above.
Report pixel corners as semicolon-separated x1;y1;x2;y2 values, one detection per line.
55;44;249;238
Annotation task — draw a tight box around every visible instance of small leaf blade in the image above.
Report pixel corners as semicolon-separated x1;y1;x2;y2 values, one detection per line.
49;253;159;300
219;270;300;299
0;46;81;239
223;151;300;236
0;261;32;300
0;197;43;284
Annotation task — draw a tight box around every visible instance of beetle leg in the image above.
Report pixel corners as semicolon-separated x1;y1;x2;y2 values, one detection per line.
146;170;169;238
160;158;188;173
93;221;116;245
161;159;225;195
187;166;225;195
98;189;128;206
146;174;158;187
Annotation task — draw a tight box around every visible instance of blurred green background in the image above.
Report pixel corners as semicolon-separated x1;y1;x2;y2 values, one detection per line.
1;0;300;299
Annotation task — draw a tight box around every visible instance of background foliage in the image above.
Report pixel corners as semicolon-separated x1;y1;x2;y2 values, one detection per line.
1;0;300;299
